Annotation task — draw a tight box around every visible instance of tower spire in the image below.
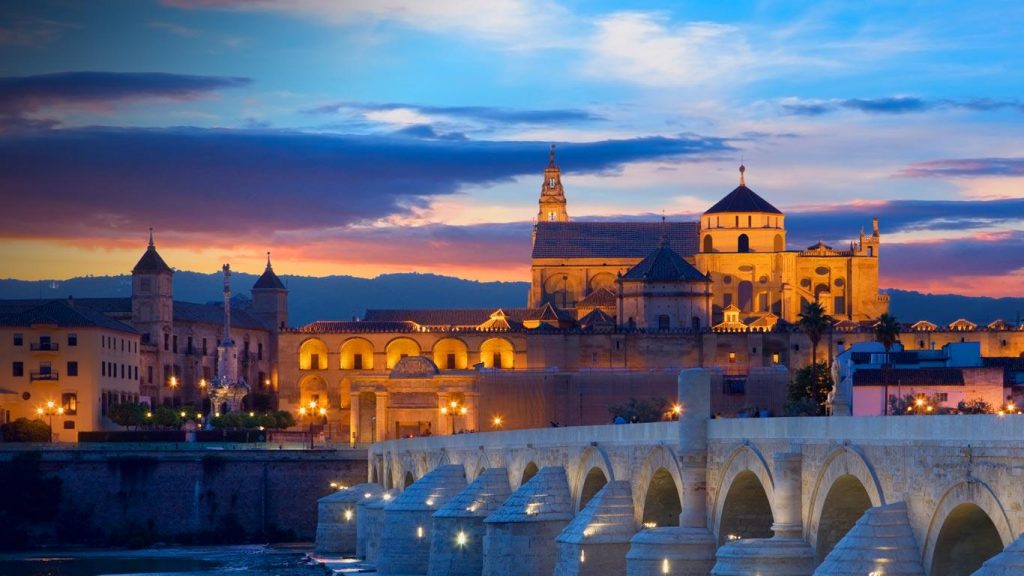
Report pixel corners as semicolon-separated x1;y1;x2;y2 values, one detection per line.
538;145;569;223
148;227;154;248
548;143;556;167
222;263;232;344
266;251;272;269
739;164;746;187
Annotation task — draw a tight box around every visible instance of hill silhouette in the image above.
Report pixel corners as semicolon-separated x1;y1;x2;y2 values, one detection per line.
1;273;1020;328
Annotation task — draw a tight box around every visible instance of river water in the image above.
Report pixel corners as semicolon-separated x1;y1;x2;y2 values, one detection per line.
0;545;331;576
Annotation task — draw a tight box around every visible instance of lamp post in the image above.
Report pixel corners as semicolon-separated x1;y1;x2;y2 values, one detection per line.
298;400;327;449
440;399;468;435
36;400;65;443
169;375;179;407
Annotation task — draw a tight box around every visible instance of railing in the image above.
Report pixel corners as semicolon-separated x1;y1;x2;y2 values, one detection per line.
30;342;59;351
30;371;59;381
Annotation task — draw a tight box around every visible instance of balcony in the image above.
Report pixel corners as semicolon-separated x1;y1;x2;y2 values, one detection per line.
30;342;59;352
30;371;59;382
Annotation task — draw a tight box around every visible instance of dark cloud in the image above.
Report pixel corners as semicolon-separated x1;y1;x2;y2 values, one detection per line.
0;127;731;239
309;101;605;125
881;231;1024;280
392;124;467;141
0;71;251;132
898;158;1024;178
784;198;1024;247
780;96;1024;116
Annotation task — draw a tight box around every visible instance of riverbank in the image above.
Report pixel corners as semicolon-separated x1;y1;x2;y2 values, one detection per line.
0;544;330;575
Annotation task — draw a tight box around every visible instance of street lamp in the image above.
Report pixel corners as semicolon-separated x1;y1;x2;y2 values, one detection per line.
492;415;503;430
37;400;65;442
440;399;468;434
169;375;179;407
298;400;327;449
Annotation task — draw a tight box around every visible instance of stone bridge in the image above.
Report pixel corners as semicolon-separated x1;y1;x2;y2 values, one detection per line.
319;370;1024;576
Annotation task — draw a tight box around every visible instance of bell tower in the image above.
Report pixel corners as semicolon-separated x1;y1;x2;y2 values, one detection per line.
537;144;569;223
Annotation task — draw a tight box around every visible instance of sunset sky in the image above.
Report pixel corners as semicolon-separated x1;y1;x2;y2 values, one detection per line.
1;1;1023;296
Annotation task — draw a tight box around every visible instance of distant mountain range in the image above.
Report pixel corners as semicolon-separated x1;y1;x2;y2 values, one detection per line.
1;272;1020;327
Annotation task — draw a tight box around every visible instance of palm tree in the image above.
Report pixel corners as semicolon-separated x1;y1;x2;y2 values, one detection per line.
799;302;832;370
798;302;833;410
874;313;901;414
874;313;901;357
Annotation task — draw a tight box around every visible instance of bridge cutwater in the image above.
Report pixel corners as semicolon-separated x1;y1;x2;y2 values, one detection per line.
316;368;1024;576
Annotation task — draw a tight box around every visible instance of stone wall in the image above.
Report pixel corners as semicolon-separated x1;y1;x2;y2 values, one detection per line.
0;448;366;548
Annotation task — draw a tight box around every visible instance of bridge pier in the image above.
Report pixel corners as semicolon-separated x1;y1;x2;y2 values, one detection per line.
315;482;385;555
554;480;636;575
483;466;574;576
427;468;512;576
813;502;924;575
358;488;397;563
712;451;815;575
377;464;467;575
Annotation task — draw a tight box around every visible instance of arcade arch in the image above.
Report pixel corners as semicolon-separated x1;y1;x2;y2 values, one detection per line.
432;337;469;370
480;337;515;369
299;338;328;370
340;338;374;370
386;338;421;369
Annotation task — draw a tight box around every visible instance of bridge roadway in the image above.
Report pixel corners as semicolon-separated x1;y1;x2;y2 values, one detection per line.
316;369;1024;575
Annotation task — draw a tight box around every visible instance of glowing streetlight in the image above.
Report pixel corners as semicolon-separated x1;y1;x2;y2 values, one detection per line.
38;401;65;442
492;415;503;429
440;398;468;434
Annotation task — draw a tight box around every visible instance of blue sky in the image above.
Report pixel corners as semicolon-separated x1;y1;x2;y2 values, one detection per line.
0;0;1022;296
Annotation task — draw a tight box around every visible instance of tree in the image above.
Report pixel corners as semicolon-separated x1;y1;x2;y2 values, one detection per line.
798;302;833;368
874;313;901;358
785;364;833;416
272;410;296;429
958;398;994;414
874;313;901;414
152;406;182;428
607;398;668;423
108;403;146;430
798;302;833;407
0;418;52;442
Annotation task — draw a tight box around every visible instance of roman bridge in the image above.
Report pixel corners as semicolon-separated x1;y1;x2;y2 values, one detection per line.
318;370;1024;576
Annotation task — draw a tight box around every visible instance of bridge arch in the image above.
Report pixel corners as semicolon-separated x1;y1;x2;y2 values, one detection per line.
806;446;885;561
712;444;776;544
572;446;615;511
520;461;540;486
403;470;415;488
632;445;684;527
923;480;1013;576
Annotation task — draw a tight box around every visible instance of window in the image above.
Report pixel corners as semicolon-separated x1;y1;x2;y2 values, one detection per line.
202;338;208;356
172;335;177;354
310;353;320;369
493;352;502;369
147;366;153;384
12;362;23;377
120;364;125;379
258;342;263;360
63;420;75;429
164;333;169;351
658;315;670;331
771;353;780;364
935;393;948;402
187;336;193;355
67;361;78;376
13;333;22;346
353;353;363;370
39;361;52;375
728;352;736;364
62;393;77;415
101;362;106;377
446;353;456;370
737;234;750;253
723;378;746;395
68;333;77;346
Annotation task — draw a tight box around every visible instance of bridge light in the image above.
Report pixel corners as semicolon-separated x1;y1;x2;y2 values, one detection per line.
580;548;585;563
344;509;353;521
662;558;670;574
417;526;424;539
456;531;467;546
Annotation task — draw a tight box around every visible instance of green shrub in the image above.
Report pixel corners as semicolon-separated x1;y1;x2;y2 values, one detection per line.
1;418;51;442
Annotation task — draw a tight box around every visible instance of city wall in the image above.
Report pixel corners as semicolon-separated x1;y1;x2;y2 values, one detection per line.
0;447;366;548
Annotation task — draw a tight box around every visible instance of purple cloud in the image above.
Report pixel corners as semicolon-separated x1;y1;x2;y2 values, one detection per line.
898;158;1024;178
0;127;731;239
0;71;251;131
780;96;1024;116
